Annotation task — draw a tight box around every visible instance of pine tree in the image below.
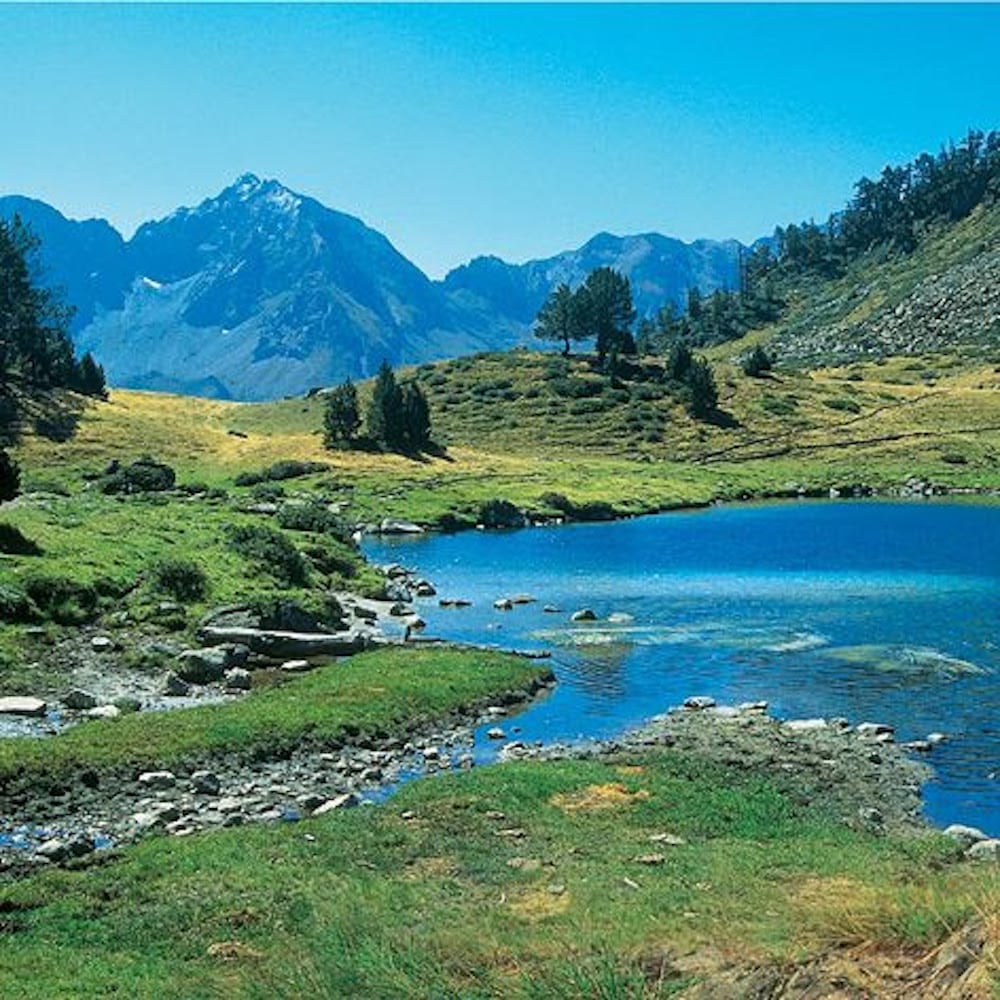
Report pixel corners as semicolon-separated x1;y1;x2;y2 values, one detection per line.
323;378;360;447
366;361;404;451
0;214;77;390
71;352;108;398
685;358;718;419
400;381;432;453
533;283;585;356
581;267;636;366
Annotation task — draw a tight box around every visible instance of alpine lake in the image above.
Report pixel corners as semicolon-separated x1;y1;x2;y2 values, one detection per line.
366;499;1000;834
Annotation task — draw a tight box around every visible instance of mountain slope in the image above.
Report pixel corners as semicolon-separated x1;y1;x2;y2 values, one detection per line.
740;200;1000;368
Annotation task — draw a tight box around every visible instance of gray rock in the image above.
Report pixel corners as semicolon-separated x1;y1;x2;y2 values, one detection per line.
855;722;895;739
927;732;948;745
570;609;597;622
388;602;409;617
509;594;536;605
280;659;315;673
966;838;1000;861
62;688;98;711
138;770;177;790
224;667;252;691
944;823;988;845
487;727;507;740
379;520;425;535
297;792;327;812
0;696;47;717
91;636;115;652
683;696;716;710
439;598;472;608
199;626;374;659
784;718;829;732
385;582;413;603
162;672;192;697
493;598;513;611
191;771;221;796
86;705;121;720
313;792;359;815
175;648;228;684
131;810;167;831
414;581;437;597
403;615;426;631
542;605;562;614
607;612;634;623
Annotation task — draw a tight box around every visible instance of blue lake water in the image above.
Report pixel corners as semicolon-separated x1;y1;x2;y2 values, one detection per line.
365;500;1000;834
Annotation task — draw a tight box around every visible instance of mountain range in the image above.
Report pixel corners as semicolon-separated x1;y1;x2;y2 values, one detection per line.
0;175;742;400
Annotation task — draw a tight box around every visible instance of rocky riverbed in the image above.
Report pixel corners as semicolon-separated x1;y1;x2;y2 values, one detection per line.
0;670;556;876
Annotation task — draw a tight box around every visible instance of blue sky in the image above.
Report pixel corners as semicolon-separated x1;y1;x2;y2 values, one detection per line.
1;4;998;277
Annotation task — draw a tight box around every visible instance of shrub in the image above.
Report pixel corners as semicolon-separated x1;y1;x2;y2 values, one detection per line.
824;398;861;414
249;592;344;632
0;583;35;623
101;457;176;495
0;449;20;501
477;499;526;529
235;460;329;487
538;492;617;522
23;575;101;625
742;345;774;377
226;524;309;587
277;503;353;543
151;558;208;602
550;376;603;399
0;524;42;556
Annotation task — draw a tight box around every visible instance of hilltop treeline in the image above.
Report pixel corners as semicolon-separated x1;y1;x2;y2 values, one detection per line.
639;129;1000;352
760;128;1000;280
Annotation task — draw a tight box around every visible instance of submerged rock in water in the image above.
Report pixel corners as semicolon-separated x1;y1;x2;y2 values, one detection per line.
821;644;987;679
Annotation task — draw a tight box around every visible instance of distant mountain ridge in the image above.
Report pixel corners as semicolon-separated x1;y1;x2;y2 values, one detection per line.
0;176;742;400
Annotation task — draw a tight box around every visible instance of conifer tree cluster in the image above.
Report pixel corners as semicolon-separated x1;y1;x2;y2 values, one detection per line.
323;362;432;454
534;266;636;368
0;215;107;402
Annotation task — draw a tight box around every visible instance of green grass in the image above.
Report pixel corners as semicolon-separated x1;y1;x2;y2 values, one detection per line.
2;747;996;998
0;647;549;787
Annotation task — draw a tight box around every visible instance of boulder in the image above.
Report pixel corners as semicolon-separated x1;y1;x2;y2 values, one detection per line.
570;609;597;622
388;602;409;617
403;615;426;631
414;580;437;597
199;626;375;659
784;718;829;732
494;598;514;611
379;520;425;535
439;598;472;608
683;696;716;710
607;612;634;623
0;696;47;717
36;837;91;862
966;839;1000;861
191;771;221;796
855;722;895;740
224;667;252;691
944;823;988;846
90;636;115;652
138;770;177;790
385;582;413;604
509;594;536;605
175;648;229;684
312;792;359;815
280;659;315;674
162;672;192;697
62;688;99;711
86;704;121;720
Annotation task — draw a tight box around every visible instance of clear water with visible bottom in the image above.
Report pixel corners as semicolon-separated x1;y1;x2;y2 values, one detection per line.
365;500;1000;834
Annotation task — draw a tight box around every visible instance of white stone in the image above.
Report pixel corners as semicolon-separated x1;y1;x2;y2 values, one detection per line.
138;770;177;790
784;718;829;732
0;696;47;717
